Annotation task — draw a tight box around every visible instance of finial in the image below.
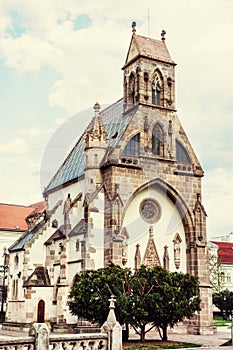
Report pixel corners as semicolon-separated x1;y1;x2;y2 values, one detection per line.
108;295;116;309
94;101;100;113
149;226;154;238
132;21;136;34
161;29;166;41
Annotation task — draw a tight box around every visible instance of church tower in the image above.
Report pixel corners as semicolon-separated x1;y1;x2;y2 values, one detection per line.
123;22;175;112
102;23;213;335
84;102;108;193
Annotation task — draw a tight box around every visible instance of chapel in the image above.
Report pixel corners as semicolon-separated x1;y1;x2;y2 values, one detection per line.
4;22;213;334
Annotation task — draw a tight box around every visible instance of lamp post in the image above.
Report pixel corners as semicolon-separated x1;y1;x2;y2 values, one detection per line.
223;293;227;320
0;247;7;314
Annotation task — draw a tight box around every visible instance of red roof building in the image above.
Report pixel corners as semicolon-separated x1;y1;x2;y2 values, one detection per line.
210;241;233;264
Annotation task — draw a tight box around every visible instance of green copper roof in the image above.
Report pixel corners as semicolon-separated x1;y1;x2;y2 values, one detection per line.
45;98;133;192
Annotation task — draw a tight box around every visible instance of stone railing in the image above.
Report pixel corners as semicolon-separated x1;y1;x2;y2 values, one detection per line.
0;336;34;350
50;333;108;350
0;296;122;350
0;330;108;350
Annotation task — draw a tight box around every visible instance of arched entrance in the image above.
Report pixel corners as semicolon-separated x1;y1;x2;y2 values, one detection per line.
37;299;45;323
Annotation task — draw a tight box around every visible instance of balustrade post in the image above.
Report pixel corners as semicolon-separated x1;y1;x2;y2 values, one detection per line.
101;296;122;350
29;323;50;350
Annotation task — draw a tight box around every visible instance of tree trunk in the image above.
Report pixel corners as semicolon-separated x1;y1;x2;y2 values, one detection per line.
122;323;129;341
162;325;168;341
140;325;146;343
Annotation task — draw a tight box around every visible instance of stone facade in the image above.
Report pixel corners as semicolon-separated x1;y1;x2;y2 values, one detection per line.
5;23;213;334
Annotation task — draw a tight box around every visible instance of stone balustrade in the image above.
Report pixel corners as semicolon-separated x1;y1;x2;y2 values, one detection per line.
0;336;35;350
0;330;108;350
0;296;121;350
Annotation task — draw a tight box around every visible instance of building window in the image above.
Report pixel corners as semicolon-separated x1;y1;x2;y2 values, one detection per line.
152;70;163;106
176;140;191;164
156;81;161;105
124;133;140;156
76;240;80;252
14;254;19;267
128;73;135;105
226;272;231;283
152;124;164;156
152;80;156;104
12;279;18;300
144;72;149;99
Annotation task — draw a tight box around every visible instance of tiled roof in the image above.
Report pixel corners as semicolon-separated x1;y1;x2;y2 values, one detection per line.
9;218;46;252
27;201;47;218
210;241;233;264
125;34;174;65
0;203;33;231
45;98;134;192
23;266;51;287
45;225;66;245
0;201;46;231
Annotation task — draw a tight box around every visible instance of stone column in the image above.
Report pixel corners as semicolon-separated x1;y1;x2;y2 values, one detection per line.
29;323;50;350
101;296;122;350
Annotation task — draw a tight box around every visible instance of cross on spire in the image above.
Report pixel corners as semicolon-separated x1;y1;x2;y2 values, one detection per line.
132;21;136;34
161;29;166;41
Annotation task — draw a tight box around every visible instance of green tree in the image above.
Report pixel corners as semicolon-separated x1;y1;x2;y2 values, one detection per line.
129;266;201;341
68;263;131;326
209;253;224;293
68;264;201;342
213;289;233;319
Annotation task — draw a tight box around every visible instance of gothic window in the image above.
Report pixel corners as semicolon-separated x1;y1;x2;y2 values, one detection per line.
124;133;140;156
144;72;149;99
152;79;156;104
76;239;80;252
12;279;18;300
176;140;191;164
14;254;19;267
156;81;161;105
167;77;172;104
128;73;135;105
152;123;164;156
152;70;163;106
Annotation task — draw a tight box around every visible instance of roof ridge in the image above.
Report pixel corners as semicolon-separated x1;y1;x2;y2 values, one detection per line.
0;203;31;208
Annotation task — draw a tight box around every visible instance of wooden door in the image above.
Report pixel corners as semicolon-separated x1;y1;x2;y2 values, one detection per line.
37;299;45;323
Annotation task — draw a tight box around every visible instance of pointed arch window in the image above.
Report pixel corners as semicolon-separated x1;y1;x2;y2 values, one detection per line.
144;72;149;99
128;73;136;105
152;124;164;156
124;133;140;156
176;140;191;164
152;79;156;105
152;70;163;106
156;81;161;105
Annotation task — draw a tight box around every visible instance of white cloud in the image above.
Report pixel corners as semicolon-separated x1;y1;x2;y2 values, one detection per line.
0;138;29;155
0;0;232;235
204;168;233;237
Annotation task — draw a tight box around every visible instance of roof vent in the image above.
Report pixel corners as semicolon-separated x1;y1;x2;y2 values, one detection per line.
15;225;20;229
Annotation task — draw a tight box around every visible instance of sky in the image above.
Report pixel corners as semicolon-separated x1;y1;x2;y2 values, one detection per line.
0;0;232;238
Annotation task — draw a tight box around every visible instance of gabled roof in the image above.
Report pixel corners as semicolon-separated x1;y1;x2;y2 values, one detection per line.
45;99;134;193
68;219;88;238
23;266;51;287
9;218;46;252
210;241;233;264
0;203;34;231
27;201;47;219
0;201;46;232
45;225;66;245
124;34;174;67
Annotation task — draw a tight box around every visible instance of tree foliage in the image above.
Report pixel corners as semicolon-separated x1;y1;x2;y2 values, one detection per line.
209;253;224;293
213;289;233;318
69;263;131;325
68;264;201;342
